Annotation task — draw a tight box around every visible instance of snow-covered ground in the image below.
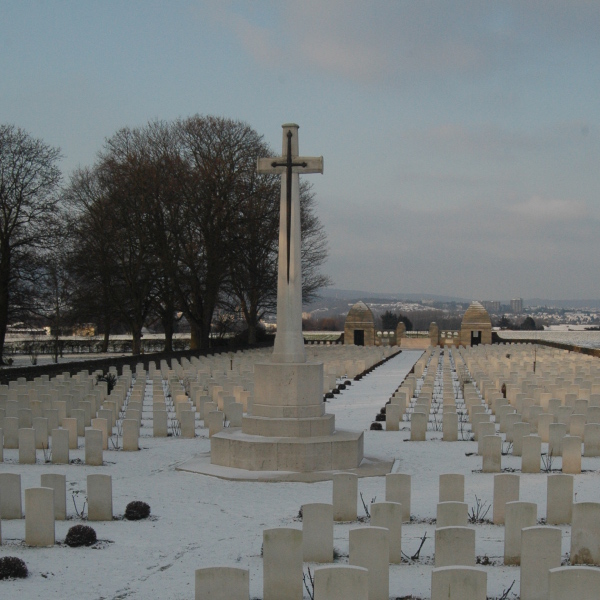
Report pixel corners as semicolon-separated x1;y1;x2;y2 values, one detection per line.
1;349;599;599
498;329;600;349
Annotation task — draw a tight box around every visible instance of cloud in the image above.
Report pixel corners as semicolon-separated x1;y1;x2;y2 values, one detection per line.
508;196;589;221
213;1;600;83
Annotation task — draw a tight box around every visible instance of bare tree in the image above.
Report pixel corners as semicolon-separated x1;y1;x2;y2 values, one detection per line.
174;115;271;350
64;167;120;352
0;125;62;363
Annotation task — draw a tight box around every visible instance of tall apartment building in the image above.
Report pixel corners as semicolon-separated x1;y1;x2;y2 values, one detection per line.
510;298;523;314
481;301;501;313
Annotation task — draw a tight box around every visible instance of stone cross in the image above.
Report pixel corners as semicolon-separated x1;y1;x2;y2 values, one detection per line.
257;124;323;363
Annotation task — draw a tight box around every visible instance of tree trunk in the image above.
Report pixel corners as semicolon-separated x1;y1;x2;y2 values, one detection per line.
132;328;142;355
162;313;174;353
247;321;257;345
101;328;110;353
189;323;201;350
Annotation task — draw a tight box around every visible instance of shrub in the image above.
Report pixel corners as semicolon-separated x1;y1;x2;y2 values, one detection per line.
0;556;28;579
65;524;97;547
125;500;151;521
370;422;383;430
375;413;386;422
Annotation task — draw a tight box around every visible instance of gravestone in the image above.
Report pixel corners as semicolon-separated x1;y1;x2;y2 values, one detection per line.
371;501;402;563
87;474;113;521
302;503;333;562
194;567;249;600
504;501;537;565
263;528;303;600
435;526;475;567
313;565;368;600
333;473;357;521
431;566;487;600
41;473;67;520
25;487;54;546
51;428;69;464
0;473;22;518
349;527;389;600
520;526;561;600
386;473;411;522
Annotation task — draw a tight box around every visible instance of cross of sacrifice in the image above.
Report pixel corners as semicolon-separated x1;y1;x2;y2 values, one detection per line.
257;124;324;284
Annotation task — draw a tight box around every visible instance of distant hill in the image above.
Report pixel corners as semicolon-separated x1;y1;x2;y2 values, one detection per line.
308;289;600;312
525;299;600;309
315;288;471;304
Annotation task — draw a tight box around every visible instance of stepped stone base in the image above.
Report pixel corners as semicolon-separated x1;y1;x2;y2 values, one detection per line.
210;429;364;472
242;414;335;438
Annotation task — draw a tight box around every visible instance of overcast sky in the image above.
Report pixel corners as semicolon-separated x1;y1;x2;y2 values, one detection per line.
2;1;599;301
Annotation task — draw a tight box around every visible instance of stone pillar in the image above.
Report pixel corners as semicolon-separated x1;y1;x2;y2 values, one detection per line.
439;474;464;502
385;473;411;522
504;501;537;565
41;473;67;520
194;567;249;600
263;528;303;600
371;501;403;563
18;427;36;464
521;435;541;473
547;474;573;524
571;502;600;566
87;474;113;521
333;473;357;521
431;566;487;600
520;526;561;600
410;412;427;441
436;502;468;528
302;503;333;562
349;527;389;600
0;473;22;518
548;566;600;599
51;428;69;464
493;473;520;525
313;565;368;600
434;526;475;567
482;435;501;473
563;435;582;474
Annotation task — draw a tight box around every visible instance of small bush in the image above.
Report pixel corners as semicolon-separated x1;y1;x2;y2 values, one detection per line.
375;413;386;422
65;524;97;547
125;500;151;521
0;557;28;579
370;422;383;430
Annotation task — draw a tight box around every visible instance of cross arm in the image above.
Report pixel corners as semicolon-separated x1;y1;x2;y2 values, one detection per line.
256;156;324;175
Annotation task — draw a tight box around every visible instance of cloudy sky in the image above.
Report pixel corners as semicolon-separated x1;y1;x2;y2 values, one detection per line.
2;1;599;301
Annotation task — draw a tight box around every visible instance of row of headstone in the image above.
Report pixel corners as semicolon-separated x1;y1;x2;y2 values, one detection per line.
0;473;113;525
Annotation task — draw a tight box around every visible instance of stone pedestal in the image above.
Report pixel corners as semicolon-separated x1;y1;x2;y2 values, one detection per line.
211;362;363;473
